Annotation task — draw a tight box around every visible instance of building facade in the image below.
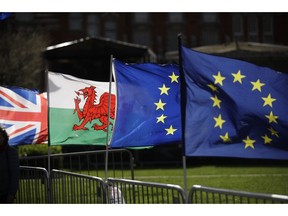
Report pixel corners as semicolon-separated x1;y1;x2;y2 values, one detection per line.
7;12;288;61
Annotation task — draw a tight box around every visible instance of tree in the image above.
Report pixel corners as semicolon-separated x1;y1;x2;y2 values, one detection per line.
0;26;50;91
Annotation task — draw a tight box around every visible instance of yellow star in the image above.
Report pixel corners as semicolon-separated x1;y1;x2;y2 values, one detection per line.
165;125;177;135
154;99;166;111
265;111;278;124
262;93;276;107
232;70;246;84
261;134;273;144
220;132;231;143
159;84;170;95
251;79;265;92
207;84;219;92
268;127;279;138
243;136;256;149
213;71;226;86
214;114;226;129
169;72;179;83
211;95;221;108
156;114;167;123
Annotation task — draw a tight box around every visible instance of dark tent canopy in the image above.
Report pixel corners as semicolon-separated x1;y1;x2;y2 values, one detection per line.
43;36;156;82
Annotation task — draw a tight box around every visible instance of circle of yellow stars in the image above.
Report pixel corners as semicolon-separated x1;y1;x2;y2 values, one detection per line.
154;71;179;136
209;69;280;150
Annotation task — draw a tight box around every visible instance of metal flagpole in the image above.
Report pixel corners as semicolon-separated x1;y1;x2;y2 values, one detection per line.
177;33;188;201
104;54;114;182
45;69;51;174
45;69;52;203
182;155;187;201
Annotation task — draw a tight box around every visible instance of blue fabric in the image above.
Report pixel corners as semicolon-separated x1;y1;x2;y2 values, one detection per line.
110;59;182;148
0;13;12;21
181;45;288;160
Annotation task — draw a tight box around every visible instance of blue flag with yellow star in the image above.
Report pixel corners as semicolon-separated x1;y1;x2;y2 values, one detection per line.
180;45;288;160
110;59;182;148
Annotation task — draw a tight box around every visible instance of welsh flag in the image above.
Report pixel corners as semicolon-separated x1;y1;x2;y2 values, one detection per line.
48;72;116;146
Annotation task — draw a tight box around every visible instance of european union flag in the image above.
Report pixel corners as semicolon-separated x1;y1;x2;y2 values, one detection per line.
180;45;288;160
110;59;182;148
0;13;12;21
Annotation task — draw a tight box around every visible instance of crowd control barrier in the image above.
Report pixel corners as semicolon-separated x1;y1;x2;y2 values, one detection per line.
188;185;288;204
16;166;288;204
50;169;107;204
19;149;135;180
16;166;50;204
107;177;186;204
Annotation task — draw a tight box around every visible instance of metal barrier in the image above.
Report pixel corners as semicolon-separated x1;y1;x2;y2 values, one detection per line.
107;177;186;204
50;169;107;204
16;166;50;204
19;149;135;180
16;166;288;204
188;185;288;204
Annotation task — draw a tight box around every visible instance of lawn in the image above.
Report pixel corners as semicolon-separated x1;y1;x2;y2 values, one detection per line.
18;164;288;204
130;165;288;196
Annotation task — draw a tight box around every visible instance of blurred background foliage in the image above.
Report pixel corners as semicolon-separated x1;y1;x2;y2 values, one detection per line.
0;26;50;90
18;144;62;157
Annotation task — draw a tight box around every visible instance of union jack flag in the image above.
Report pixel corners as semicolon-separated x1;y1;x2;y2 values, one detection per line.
0;86;48;146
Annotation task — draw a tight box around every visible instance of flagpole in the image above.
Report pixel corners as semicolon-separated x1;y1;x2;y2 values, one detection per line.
177;33;188;202
45;69;51;174
45;69;52;203
104;54;114;182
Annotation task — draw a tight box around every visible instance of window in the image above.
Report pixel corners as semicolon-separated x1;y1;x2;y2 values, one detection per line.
133;13;150;46
69;13;82;31
87;14;99;36
202;13;217;23
166;13;183;50
105;20;117;39
166;30;179;51
262;15;274;43
134;13;149;23
190;35;197;47
15;13;34;22
133;30;150;46
248;15;258;42
168;13;183;23
201;30;219;45
232;14;244;42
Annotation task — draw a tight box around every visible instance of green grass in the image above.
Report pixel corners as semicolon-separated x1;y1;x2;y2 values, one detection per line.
17;165;288;204
86;165;288;196
131;165;288;196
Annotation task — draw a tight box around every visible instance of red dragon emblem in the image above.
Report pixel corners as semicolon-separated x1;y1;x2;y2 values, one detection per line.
73;86;116;132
